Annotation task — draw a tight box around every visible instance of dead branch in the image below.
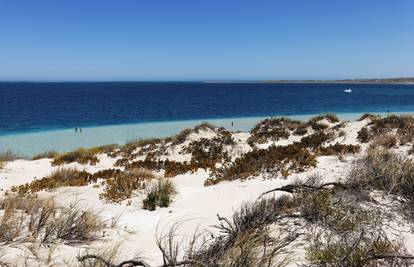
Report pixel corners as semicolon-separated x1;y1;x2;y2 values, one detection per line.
258;182;349;199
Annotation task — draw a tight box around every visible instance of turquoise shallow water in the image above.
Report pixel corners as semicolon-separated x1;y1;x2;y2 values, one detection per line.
0;112;403;157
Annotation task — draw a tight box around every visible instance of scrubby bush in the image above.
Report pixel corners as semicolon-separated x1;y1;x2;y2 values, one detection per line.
293;124;308;135
248;117;303;144
185;135;233;169
100;168;154;203
142;178;176;210
52;148;99;165
32;150;60;160
300;131;334;149
318;143;361;156
205;143;317;185
357;113;378;121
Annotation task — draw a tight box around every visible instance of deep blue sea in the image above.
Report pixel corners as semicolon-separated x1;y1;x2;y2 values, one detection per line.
2;82;414;156
2;82;414;135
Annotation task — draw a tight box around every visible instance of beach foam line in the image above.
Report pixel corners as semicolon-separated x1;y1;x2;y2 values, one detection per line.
0;112;409;157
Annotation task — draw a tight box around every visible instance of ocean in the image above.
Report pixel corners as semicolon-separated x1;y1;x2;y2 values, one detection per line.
1;82;414;156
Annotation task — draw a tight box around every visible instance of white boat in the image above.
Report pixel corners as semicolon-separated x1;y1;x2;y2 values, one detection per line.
344;88;352;93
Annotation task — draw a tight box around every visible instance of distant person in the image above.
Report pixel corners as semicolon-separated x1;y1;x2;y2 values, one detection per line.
80;128;82;133
231;121;234;127
75;127;78;132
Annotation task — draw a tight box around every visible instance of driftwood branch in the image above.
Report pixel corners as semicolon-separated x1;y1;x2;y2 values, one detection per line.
77;255;149;267
77;255;196;267
258;182;349;199
368;254;414;260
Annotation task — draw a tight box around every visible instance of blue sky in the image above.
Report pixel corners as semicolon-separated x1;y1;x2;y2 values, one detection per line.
0;0;413;81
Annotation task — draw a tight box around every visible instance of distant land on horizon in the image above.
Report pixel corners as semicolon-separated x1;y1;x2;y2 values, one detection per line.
0;77;414;84
204;77;414;84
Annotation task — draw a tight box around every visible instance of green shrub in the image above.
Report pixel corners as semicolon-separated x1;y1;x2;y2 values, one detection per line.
142;178;176;210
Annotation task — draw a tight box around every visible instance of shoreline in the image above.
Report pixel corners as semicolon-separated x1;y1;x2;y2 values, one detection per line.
1;111;413;157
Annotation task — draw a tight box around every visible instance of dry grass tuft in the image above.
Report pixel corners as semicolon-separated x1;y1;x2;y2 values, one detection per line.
347;148;414;201
0;195;103;245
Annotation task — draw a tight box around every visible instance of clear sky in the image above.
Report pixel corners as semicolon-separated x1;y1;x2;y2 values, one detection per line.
0;0;413;81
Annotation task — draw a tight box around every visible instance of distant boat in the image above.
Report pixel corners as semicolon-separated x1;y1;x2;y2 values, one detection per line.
344;88;352;93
